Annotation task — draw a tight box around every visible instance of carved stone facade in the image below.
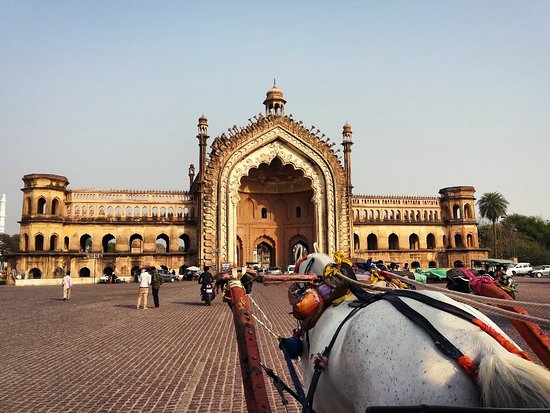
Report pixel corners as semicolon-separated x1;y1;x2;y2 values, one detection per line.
8;86;487;279
351;186;485;269
12;174;197;280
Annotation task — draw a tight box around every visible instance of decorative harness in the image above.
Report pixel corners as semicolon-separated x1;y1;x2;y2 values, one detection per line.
302;289;531;413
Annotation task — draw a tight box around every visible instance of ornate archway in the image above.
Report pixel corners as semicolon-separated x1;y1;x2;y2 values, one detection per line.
220;131;338;266
199;104;350;268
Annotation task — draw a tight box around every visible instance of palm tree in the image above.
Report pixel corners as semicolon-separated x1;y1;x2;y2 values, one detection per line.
477;192;509;257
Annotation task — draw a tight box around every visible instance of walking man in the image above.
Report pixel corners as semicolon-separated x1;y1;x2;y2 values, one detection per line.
136;266;152;309
62;271;73;300
151;266;163;309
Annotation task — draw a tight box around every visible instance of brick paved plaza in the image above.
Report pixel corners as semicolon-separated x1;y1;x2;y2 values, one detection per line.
1;278;548;412
0;281;302;412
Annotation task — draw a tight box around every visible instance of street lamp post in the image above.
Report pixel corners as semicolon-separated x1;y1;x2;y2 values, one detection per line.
512;228;518;261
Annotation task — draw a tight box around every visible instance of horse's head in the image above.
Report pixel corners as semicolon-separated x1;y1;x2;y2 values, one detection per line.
295;252;332;278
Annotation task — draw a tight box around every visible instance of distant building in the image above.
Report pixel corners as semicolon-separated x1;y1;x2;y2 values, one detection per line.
8;86;487;279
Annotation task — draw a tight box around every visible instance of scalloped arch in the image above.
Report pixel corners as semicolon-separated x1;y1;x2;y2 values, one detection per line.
201;123;350;266
220;130;336;262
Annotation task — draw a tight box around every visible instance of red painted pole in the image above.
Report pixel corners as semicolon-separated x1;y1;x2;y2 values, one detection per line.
479;282;550;369
227;279;272;413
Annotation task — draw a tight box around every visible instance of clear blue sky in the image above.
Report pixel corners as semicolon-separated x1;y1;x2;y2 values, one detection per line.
1;0;549;235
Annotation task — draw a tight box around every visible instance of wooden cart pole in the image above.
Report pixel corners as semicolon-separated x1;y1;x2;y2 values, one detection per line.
227;277;272;413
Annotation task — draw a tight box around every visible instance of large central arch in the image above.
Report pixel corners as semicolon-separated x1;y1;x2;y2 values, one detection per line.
219;127;338;265
235;157;315;267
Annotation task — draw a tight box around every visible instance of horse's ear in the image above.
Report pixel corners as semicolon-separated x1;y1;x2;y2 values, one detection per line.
313;242;320;254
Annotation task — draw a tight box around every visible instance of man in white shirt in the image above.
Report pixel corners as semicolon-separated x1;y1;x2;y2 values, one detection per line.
62;271;73;300
136;266;152;309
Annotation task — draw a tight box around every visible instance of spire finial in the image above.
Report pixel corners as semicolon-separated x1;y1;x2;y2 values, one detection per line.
273;78;276;87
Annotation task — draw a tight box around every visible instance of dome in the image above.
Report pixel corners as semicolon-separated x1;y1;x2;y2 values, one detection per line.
265;85;285;101
263;83;286;116
197;114;208;135
343;122;352;135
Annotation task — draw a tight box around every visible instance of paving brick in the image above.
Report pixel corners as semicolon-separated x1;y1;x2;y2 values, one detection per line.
1;278;548;412
0;282;302;412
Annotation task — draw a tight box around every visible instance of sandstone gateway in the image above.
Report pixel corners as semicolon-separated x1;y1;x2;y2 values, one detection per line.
8;86;488;281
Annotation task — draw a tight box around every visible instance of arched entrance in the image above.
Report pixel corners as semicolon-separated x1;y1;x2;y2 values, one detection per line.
30;268;42;279
290;239;309;265
255;241;274;269
236;157;315;269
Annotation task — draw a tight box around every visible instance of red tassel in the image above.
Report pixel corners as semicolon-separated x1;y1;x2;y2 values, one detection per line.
457;355;479;382
472;318;531;361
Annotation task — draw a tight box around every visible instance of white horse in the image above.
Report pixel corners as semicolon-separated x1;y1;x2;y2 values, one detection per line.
296;252;550;412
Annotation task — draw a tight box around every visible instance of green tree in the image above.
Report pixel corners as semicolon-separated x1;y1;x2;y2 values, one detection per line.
477;192;509;257
478;214;550;264
505;214;550;249
0;233;19;256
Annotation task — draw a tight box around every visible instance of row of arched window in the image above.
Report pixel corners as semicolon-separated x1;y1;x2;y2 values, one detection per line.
28;197;60;215
353;198;439;206
68;205;195;219
24;196;195;219
353;232;476;251
353;209;440;222
444;203;474;220
21;233;192;253
353;202;475;223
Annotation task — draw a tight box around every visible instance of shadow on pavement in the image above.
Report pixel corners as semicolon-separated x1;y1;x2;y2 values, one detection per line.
114;304;141;309
174;301;208;306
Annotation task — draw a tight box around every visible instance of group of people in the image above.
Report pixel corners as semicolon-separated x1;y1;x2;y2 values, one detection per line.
136;264;163;309
59;264;215;308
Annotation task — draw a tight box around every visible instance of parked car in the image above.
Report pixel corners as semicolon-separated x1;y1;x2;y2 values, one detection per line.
267;266;282;275
529;265;550;278
506;262;532;276
158;270;178;282
98;274;125;283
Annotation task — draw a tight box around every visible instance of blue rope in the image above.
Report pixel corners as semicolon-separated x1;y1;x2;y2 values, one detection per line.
280;339;306;403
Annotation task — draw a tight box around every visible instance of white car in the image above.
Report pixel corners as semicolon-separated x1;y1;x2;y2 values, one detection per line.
506;262;532;276
530;265;550;278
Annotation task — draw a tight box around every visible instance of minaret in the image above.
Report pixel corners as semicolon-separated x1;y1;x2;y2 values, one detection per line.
197;115;209;266
0;194;6;233
342;123;353;195
197;115;209;184
342;123;354;257
188;164;195;189
263;82;286;116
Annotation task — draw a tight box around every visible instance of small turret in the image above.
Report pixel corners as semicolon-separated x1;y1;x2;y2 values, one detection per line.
188;164;195;189
263;81;286;116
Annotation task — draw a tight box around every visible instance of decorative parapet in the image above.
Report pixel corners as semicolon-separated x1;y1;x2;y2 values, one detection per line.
208;114;343;169
352;194;441;207
68;189;194;203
